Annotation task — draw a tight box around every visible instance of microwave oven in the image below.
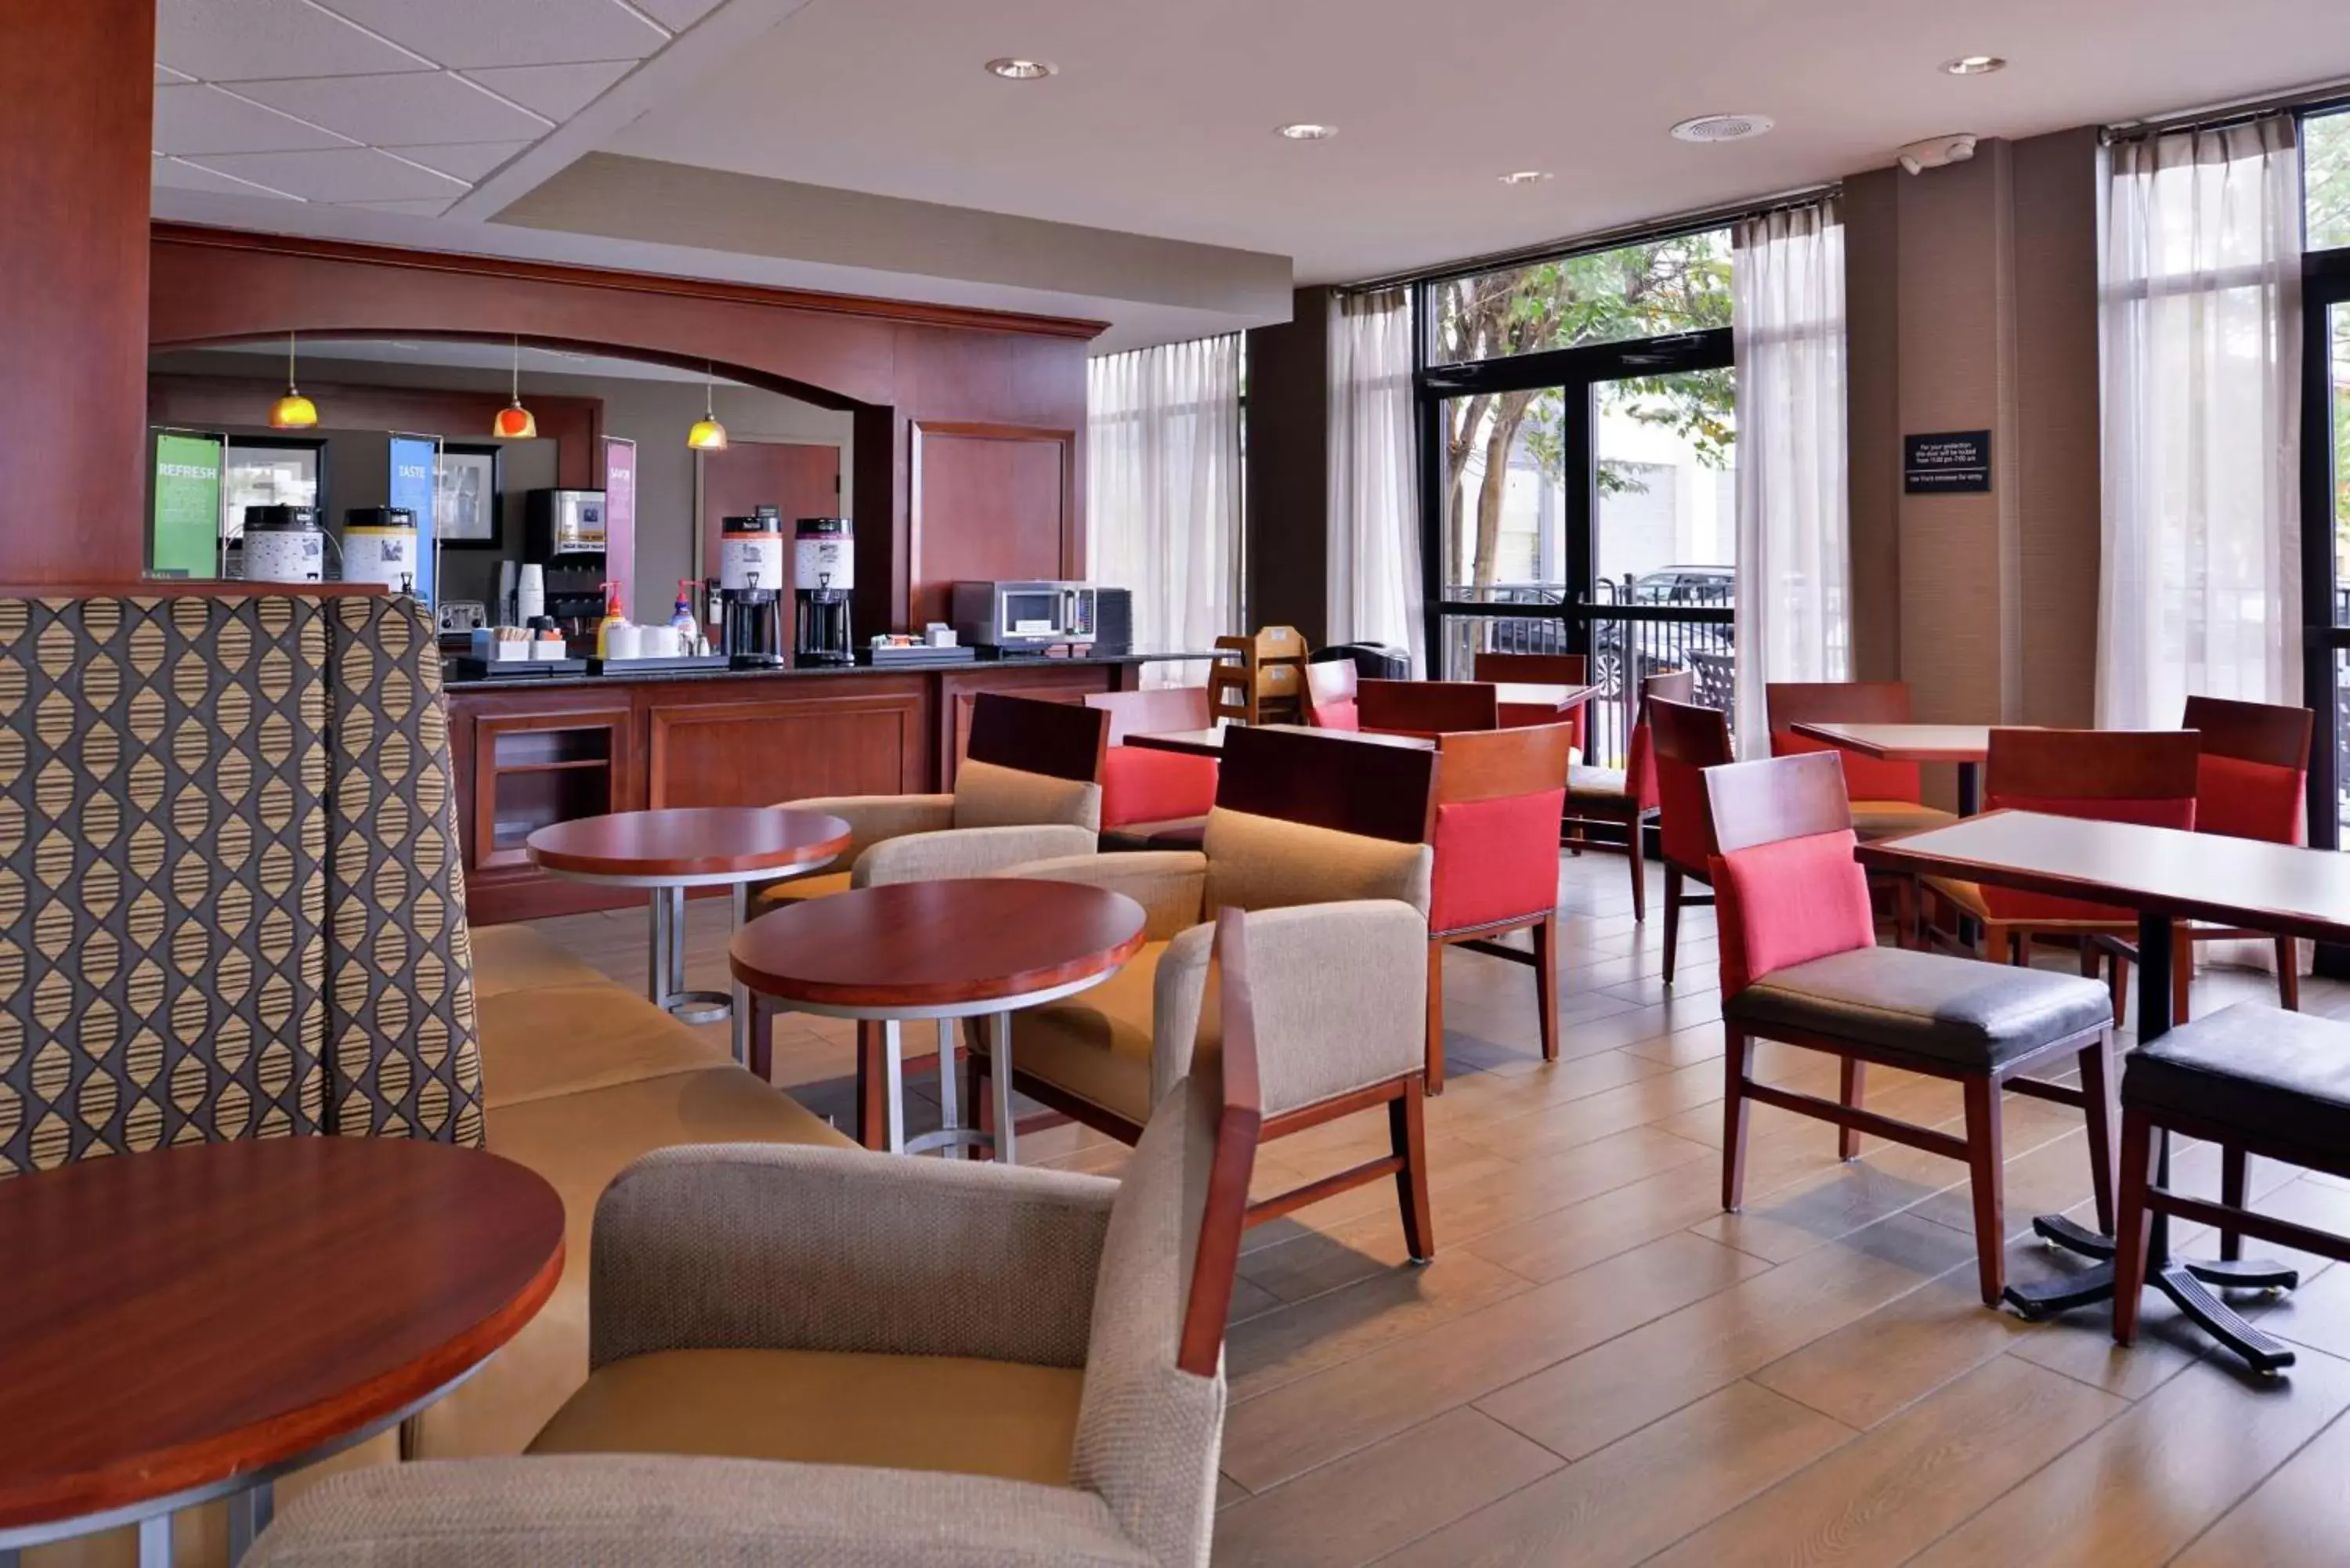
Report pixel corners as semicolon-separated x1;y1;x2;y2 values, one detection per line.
952;580;1097;649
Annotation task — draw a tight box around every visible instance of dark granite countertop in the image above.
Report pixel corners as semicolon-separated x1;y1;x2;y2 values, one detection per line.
443;648;1226;693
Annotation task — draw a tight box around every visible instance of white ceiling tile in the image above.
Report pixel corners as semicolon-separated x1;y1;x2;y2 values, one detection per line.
396;141;533;180
236;71;551;146
187;147;470;202
156;63;197;85
631;0;721;30
157;0;432;82
152;154;303;200
313;0;668;69
338;197;461;215
459;60;634;121
154;84;355;155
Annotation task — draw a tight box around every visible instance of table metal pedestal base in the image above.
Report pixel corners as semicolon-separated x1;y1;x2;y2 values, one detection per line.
2005;1211;2301;1372
649;884;729;1025
884;1015;1018;1163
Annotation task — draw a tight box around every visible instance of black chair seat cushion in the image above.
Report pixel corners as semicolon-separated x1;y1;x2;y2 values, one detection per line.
1725;946;2110;1070
1100;816;1208;853
2124;1003;2350;1143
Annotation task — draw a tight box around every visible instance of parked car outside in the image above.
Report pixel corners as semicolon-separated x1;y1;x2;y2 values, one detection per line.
1590;565;1734;696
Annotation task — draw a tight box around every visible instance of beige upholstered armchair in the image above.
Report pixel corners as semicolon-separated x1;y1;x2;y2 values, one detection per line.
754;691;1108;910
248;913;1267;1568
989;724;1441;1260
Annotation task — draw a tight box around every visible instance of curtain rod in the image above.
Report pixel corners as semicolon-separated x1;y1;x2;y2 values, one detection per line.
1340;182;1840;295
2103;76;2350;143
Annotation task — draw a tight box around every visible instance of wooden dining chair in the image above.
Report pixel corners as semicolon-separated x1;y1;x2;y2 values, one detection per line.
1357;679;1500;737
1085;688;1220;852
1650;695;1733;985
1763;681;1958;839
1303;659;1361;730
1475;652;1589;750
1424;723;1577;1091
1708;750;2117;1307
1563;667;1693;922
1921;728;2201;1021
2171;694;2313;1021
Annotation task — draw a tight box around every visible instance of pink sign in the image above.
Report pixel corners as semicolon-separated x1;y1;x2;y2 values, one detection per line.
601;435;637;615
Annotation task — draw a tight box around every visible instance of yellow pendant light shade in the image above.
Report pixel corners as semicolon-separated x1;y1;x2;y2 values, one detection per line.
494;336;537;439
269;332;318;428
686;363;727;450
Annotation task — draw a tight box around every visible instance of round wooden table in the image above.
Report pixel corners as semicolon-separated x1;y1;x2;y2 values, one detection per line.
0;1137;565;1567
732;879;1148;1161
528;806;851;1064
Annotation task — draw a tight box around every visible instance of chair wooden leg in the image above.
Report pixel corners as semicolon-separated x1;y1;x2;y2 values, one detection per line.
1663;866;1683;985
1532;916;1559;1063
2219;1145;2248;1263
1838;1058;1866;1162
855;1020;888;1151
2112;1107;2157;1345
1626;812;1648;923
1390;1079;1435;1263
2077;1035;2118;1236
2107;952;2132;1028
747;992;773;1083
2276;937;2301;1011
1722;1028;1753;1212
1961;1075;2008;1306
1891;876;1917;952
2014;934;2034;968
1424;941;1448;1095
2172;927;2193;1025
1983;921;2008;966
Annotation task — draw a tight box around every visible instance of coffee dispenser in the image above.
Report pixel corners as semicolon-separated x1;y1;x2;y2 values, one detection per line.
718;508;787;668
793;516;854;667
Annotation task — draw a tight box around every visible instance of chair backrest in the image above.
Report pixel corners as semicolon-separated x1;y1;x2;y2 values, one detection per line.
1622;667;1695;809
1980;727;2200;923
1701;751;1875;994
953;694;1110;833
1649;696;1734;872
1303;659;1360;731
1477;652;1589;747
1428;724;1575;936
1357;679;1499;737
1765;681;1922;803
2183;694;2311;846
1086;687;1211;746
1072;905;1260;1567
1203;728;1437;914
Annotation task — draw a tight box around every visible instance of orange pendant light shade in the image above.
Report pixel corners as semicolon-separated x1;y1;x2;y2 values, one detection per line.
269;332;318;428
685;363;727;450
495;336;536;439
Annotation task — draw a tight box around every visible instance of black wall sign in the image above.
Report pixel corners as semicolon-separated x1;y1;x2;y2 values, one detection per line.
1904;431;1992;494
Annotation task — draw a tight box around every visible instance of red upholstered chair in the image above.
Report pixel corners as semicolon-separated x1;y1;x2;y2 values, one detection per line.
1085;688;1220;852
1649;696;1734;985
1922;729;2200;1019
1424;723;1577;1091
1357;679;1499;738
1709;750;2117;1306
2172;695;2312;1021
1764;681;1957;840
1562;667;1693;922
1474;652;1588;754
1303;659;1360;730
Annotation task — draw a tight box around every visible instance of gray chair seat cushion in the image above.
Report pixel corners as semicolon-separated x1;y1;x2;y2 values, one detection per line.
1726;946;2110;1070
2124;1003;2350;1145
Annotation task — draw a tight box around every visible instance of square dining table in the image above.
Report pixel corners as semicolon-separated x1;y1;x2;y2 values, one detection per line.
1859;809;2350;1371
1790;721;1997;815
1493;682;1600;727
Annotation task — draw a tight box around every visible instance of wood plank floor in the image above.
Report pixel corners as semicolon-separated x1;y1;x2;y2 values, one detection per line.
523;851;2350;1566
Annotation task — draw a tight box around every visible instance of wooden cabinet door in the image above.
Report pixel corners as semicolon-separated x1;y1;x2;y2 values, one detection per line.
468;701;637;873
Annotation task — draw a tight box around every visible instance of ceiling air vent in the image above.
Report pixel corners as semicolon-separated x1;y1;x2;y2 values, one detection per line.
1671;114;1775;143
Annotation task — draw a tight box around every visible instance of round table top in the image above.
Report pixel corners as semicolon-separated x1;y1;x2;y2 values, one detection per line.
0;1137;565;1533
527;806;852;882
731;878;1149;1011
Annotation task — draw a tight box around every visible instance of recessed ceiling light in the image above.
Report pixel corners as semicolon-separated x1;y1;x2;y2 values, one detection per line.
985;57;1057;80
1499;171;1553;186
1276;122;1338;141
1671;114;1774;144
1941;55;2007;75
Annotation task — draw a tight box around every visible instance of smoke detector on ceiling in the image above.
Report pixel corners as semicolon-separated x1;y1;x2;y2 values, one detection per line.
1671;114;1774;144
1899;134;1979;174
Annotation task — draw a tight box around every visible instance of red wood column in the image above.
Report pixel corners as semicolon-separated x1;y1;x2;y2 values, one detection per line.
0;0;154;580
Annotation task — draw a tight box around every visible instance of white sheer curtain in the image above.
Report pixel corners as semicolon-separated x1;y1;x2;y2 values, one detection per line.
1086;334;1242;688
1730;200;1850;757
1328;287;1424;673
2097;116;2303;729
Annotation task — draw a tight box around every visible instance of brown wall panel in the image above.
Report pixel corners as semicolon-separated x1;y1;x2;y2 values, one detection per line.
1842;172;1903;683
908;423;1077;627
1;0;154;581
647;687;925;808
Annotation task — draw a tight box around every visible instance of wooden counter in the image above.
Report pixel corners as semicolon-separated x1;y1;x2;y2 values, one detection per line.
448;657;1160;924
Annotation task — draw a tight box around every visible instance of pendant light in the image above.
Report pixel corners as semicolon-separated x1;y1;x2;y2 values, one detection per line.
685;362;728;451
268;331;318;429
493;337;537;439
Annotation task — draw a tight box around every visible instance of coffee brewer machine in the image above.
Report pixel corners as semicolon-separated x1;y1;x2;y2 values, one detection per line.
794;516;854;667
523;488;609;638
717;508;787;668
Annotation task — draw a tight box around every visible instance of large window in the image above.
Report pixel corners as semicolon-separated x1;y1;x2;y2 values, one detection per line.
1419;229;1737;761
